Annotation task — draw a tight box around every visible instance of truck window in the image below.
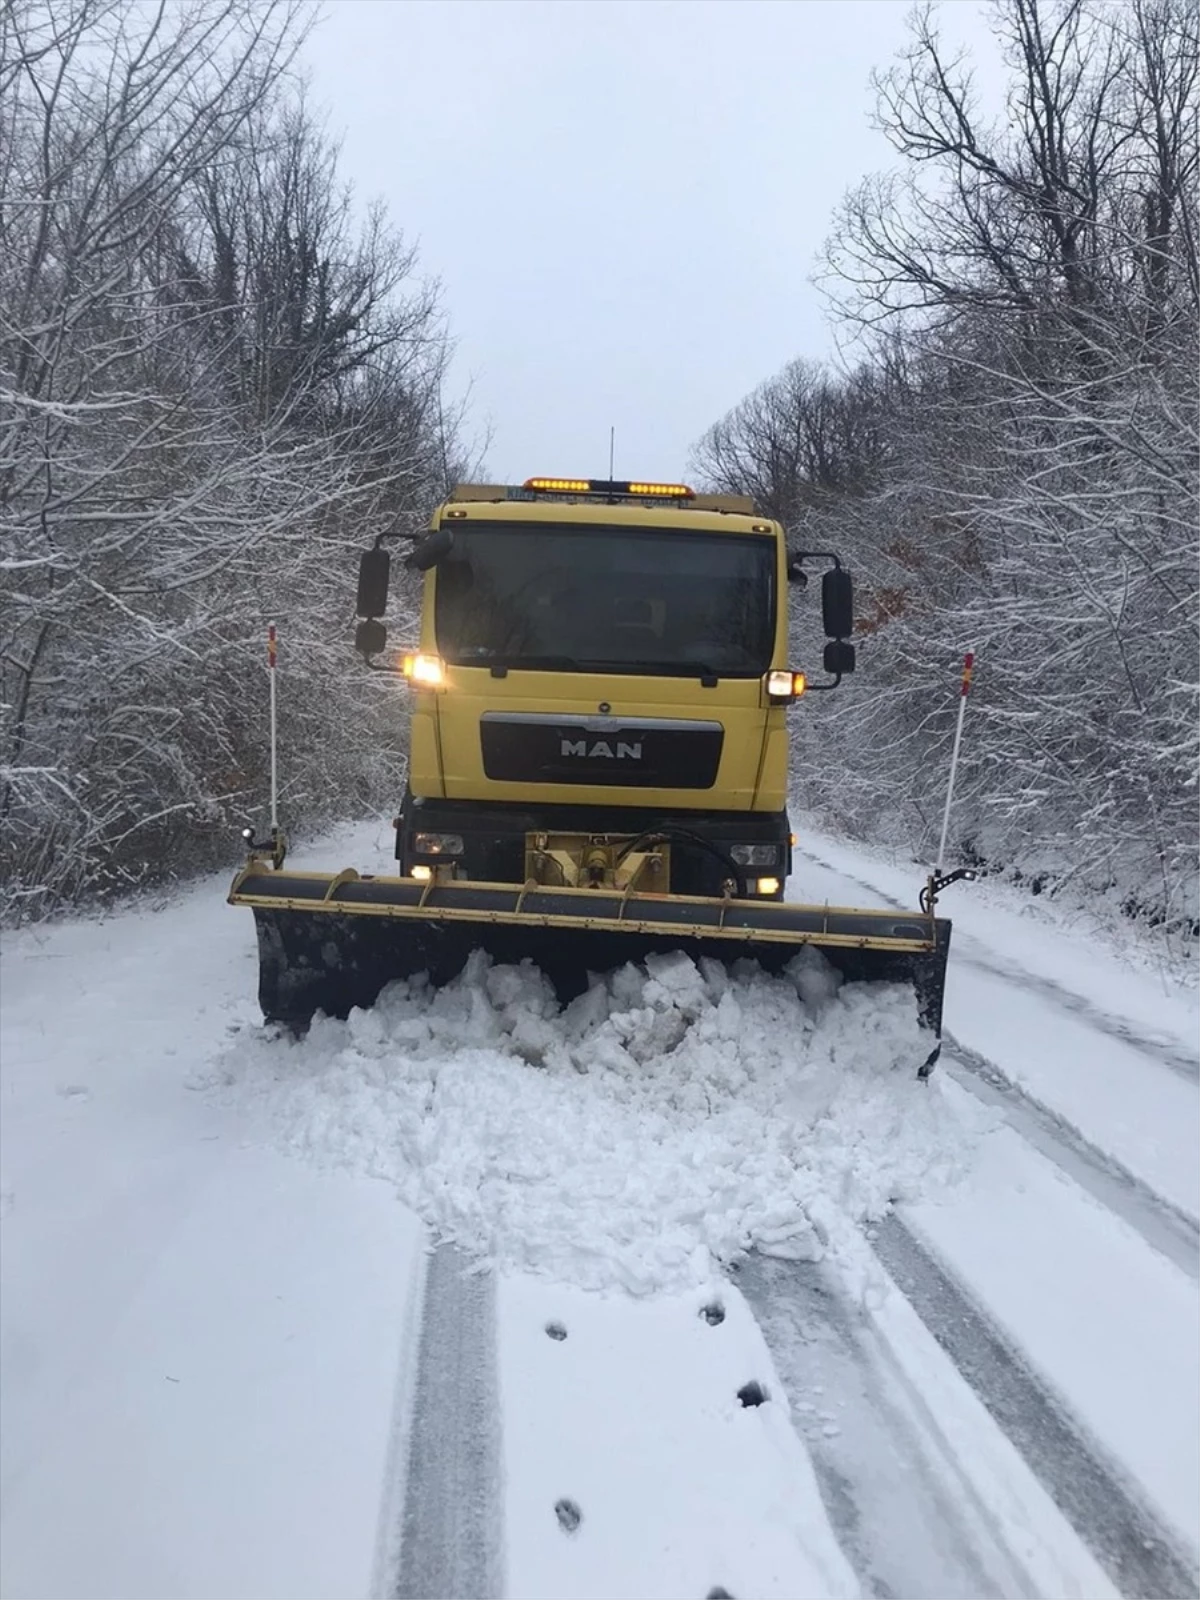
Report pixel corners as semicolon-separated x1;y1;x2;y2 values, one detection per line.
434;524;775;676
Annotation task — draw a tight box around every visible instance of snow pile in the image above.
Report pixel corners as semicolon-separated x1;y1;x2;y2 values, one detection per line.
230;948;985;1293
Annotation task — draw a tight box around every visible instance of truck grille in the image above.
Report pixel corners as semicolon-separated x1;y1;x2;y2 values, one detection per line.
479;713;723;789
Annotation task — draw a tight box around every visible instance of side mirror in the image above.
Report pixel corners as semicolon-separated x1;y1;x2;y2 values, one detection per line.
355;618;387;660
357;547;390;619
823;639;856;675
822;567;853;639
786;553;808;588
406;527;454;572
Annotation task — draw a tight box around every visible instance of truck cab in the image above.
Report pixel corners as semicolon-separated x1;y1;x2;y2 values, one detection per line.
356;478;854;900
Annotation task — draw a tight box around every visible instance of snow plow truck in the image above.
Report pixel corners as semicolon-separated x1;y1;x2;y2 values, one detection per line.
229;477;955;1075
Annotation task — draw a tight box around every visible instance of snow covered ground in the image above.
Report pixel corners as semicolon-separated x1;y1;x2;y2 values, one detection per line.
794;828;1199;1219
0;861;425;1600
2;818;1196;1599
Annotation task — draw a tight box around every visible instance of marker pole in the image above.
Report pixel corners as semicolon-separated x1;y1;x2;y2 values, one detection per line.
936;650;975;877
267;622;278;834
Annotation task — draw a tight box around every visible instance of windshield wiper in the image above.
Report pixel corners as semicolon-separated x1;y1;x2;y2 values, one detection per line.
469;654;590;672
619;661;724;682
453;653;725;680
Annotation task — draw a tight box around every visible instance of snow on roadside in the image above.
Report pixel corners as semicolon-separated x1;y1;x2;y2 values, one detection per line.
790;822;1198;1046
792;838;1200;1221
0;855;430;1600
228;947;988;1296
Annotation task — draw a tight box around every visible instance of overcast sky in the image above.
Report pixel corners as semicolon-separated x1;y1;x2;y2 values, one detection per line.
300;0;1003;484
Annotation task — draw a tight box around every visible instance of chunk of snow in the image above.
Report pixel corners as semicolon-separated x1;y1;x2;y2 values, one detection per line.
230;949;984;1294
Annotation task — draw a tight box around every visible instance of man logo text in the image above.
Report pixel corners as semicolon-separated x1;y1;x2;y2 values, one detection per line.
560;739;643;760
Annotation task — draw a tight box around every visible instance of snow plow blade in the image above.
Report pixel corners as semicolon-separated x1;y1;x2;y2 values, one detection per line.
230;867;953;1075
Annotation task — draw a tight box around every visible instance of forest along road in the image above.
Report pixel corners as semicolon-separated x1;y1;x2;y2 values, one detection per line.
1;819;1197;1600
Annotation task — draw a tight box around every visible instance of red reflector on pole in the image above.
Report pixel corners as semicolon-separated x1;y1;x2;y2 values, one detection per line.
267;622;277;669
960;650;975;697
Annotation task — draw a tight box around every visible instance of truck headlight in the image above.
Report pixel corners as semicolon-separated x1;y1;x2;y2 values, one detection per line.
766;669;806;700
401;652;445;686
413;832;464;856
730;843;779;867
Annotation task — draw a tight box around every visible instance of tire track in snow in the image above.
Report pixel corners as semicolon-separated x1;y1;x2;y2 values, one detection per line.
390;1245;501;1600
794;844;1198;1268
942;1041;1199;1279
873;1216;1200;1600
736;1252;1032;1599
950;955;1198;1084
795;848;1198;1083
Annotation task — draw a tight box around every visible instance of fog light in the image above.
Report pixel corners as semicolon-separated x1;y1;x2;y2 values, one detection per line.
755;876;781;896
413;831;464;856
410;864;433;882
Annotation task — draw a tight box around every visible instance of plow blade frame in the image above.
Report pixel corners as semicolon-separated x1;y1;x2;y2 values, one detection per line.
230;868;952;1070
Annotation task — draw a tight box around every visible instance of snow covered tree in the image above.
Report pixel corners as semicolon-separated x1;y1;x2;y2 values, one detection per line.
693;0;1198;946
1;0;458;913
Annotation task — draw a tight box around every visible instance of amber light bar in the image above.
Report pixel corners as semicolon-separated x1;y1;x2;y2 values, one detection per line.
523;477;694;498
626;481;694;497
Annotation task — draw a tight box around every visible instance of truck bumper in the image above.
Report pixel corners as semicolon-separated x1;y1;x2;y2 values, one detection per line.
397;793;792;899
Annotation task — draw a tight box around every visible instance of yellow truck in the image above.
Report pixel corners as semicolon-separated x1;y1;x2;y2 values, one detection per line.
230;477;954;1074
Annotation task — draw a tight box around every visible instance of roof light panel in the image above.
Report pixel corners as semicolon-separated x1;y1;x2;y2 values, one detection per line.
626;481;694;498
522;477;696;499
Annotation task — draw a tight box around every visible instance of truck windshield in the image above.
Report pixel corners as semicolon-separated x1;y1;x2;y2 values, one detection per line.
433;524;775;676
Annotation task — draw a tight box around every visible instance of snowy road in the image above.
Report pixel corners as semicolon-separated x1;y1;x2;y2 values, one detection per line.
785;834;1200;1596
2;820;1196;1599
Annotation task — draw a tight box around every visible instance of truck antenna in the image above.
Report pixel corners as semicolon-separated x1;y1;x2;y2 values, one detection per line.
609;426;615;480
